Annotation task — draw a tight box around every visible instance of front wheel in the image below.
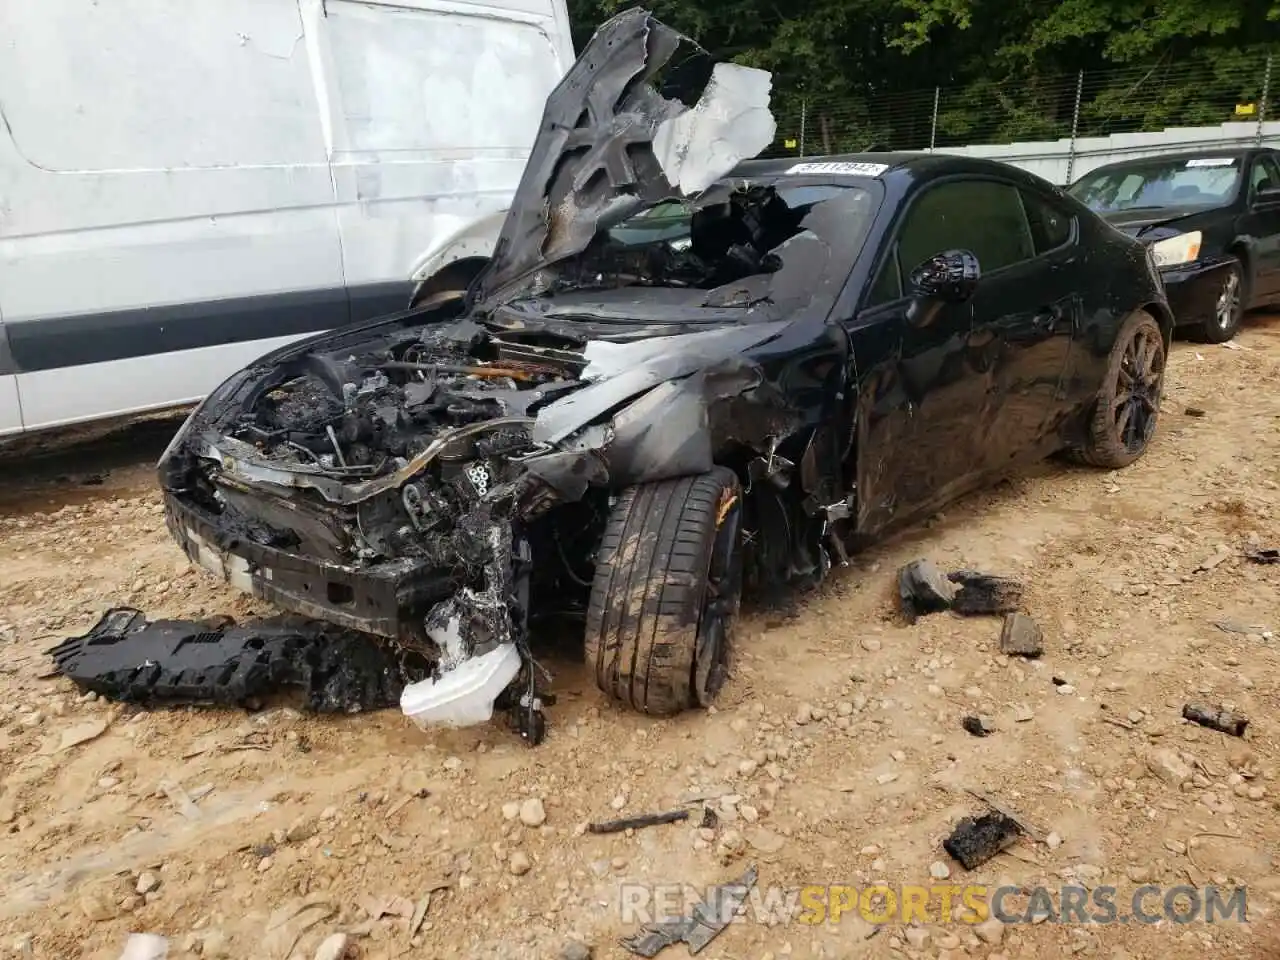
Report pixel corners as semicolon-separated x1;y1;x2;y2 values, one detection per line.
1068;310;1166;469
1189;260;1245;344
584;467;743;716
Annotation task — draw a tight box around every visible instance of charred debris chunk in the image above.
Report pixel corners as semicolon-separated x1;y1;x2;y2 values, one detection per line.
962;715;994;737
999;612;1044;657
588;809;689;834
898;559;1024;623
47;608;430;714
942;812;1022;870
1182;702;1250;737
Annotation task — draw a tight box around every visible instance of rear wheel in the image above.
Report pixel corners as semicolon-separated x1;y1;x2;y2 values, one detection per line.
1189;259;1245;343
1068;310;1166;469
584;467;743;715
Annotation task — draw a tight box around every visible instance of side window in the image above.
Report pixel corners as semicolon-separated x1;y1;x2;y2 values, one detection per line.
868;252;902;305
1250;155;1280;196
1021;189;1075;254
896;180;1035;282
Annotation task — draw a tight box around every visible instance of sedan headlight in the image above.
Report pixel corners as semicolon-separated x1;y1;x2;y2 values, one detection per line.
1150;230;1202;267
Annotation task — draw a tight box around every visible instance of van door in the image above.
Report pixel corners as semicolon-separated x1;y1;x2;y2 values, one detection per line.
0;311;21;436
306;0;573;321
0;0;346;432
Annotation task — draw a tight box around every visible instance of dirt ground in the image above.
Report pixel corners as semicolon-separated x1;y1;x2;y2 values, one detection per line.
1;318;1279;960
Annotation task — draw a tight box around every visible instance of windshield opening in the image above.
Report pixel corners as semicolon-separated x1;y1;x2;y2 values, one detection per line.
544;182;875;310
1069;157;1241;212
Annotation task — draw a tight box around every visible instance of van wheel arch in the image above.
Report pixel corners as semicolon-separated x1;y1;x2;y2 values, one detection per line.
409;256;490;310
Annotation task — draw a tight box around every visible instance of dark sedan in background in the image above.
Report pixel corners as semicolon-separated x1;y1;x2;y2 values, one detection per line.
1068;147;1280;342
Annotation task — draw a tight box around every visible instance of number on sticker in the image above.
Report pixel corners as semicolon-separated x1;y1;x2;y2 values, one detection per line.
786;161;889;177
1185;158;1236;168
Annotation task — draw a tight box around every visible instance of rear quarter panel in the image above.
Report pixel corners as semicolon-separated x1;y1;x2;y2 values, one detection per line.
1059;209;1169;408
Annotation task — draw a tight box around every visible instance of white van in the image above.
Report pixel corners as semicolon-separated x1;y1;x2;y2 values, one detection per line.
0;0;573;438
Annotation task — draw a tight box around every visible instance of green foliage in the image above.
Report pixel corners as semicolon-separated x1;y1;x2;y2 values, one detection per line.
566;0;1280;153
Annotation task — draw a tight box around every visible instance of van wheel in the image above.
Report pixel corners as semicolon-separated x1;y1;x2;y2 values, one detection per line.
1068;310;1165;468
585;467;743;716
1188;260;1245;343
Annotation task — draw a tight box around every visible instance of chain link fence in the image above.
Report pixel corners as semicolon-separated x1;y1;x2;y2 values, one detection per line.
764;55;1277;166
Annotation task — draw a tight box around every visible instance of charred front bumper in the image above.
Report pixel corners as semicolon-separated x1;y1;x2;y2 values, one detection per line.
162;493;456;640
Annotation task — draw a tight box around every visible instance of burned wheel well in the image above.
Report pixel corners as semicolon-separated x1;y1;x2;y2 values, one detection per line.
1142;300;1175;344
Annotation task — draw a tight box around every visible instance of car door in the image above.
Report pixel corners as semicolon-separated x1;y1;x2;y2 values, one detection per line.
1241;152;1280;301
968;185;1080;472
847;177;1073;534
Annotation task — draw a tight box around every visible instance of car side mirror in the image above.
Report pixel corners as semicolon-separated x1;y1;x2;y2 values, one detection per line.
905;250;980;326
909;250;981;302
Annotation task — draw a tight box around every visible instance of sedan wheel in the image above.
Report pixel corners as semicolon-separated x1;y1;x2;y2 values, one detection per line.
1069;310;1166;469
1191;261;1245;344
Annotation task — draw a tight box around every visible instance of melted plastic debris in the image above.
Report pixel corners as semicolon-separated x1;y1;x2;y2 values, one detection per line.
898;558;957;623
620;863;758;957
47;608;430;713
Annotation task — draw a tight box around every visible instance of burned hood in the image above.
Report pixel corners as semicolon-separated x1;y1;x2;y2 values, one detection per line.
530;319;792;444
467;7;776;309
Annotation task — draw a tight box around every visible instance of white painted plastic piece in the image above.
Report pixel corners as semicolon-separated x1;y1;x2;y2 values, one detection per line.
786;160;889;177
400;642;522;730
653;62;776;195
118;934;169;960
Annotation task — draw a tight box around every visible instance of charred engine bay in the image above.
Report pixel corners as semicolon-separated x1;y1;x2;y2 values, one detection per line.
210;323;591;567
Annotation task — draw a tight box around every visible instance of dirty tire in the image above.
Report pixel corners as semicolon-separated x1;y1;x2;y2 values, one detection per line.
585;467;743;716
1187;259;1245;344
1068;309;1166;469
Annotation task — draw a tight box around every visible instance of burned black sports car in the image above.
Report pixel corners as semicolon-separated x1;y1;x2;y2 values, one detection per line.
158;9;1173;738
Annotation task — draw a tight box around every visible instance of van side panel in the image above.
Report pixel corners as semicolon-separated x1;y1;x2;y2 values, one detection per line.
0;314;20;436
0;0;346;431
313;0;572;320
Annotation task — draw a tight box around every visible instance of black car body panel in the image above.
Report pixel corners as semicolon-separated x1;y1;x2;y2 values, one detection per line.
156;9;1171;726
1068;147;1280;331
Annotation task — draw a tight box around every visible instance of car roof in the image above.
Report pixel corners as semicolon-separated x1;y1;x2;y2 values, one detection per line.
730;151;1058;190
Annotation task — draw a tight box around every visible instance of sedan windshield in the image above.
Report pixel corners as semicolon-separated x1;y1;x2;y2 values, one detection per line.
1069;156;1242;211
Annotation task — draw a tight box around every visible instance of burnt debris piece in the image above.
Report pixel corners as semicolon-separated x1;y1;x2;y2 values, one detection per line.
962;715;994;737
898;560;1024;622
47;608;429;713
588;809;689;835
1245;546;1279;564
620;864;757;957
942;812;1022;870
999;612;1044;657
1182;702;1249;737
947;570;1023;615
